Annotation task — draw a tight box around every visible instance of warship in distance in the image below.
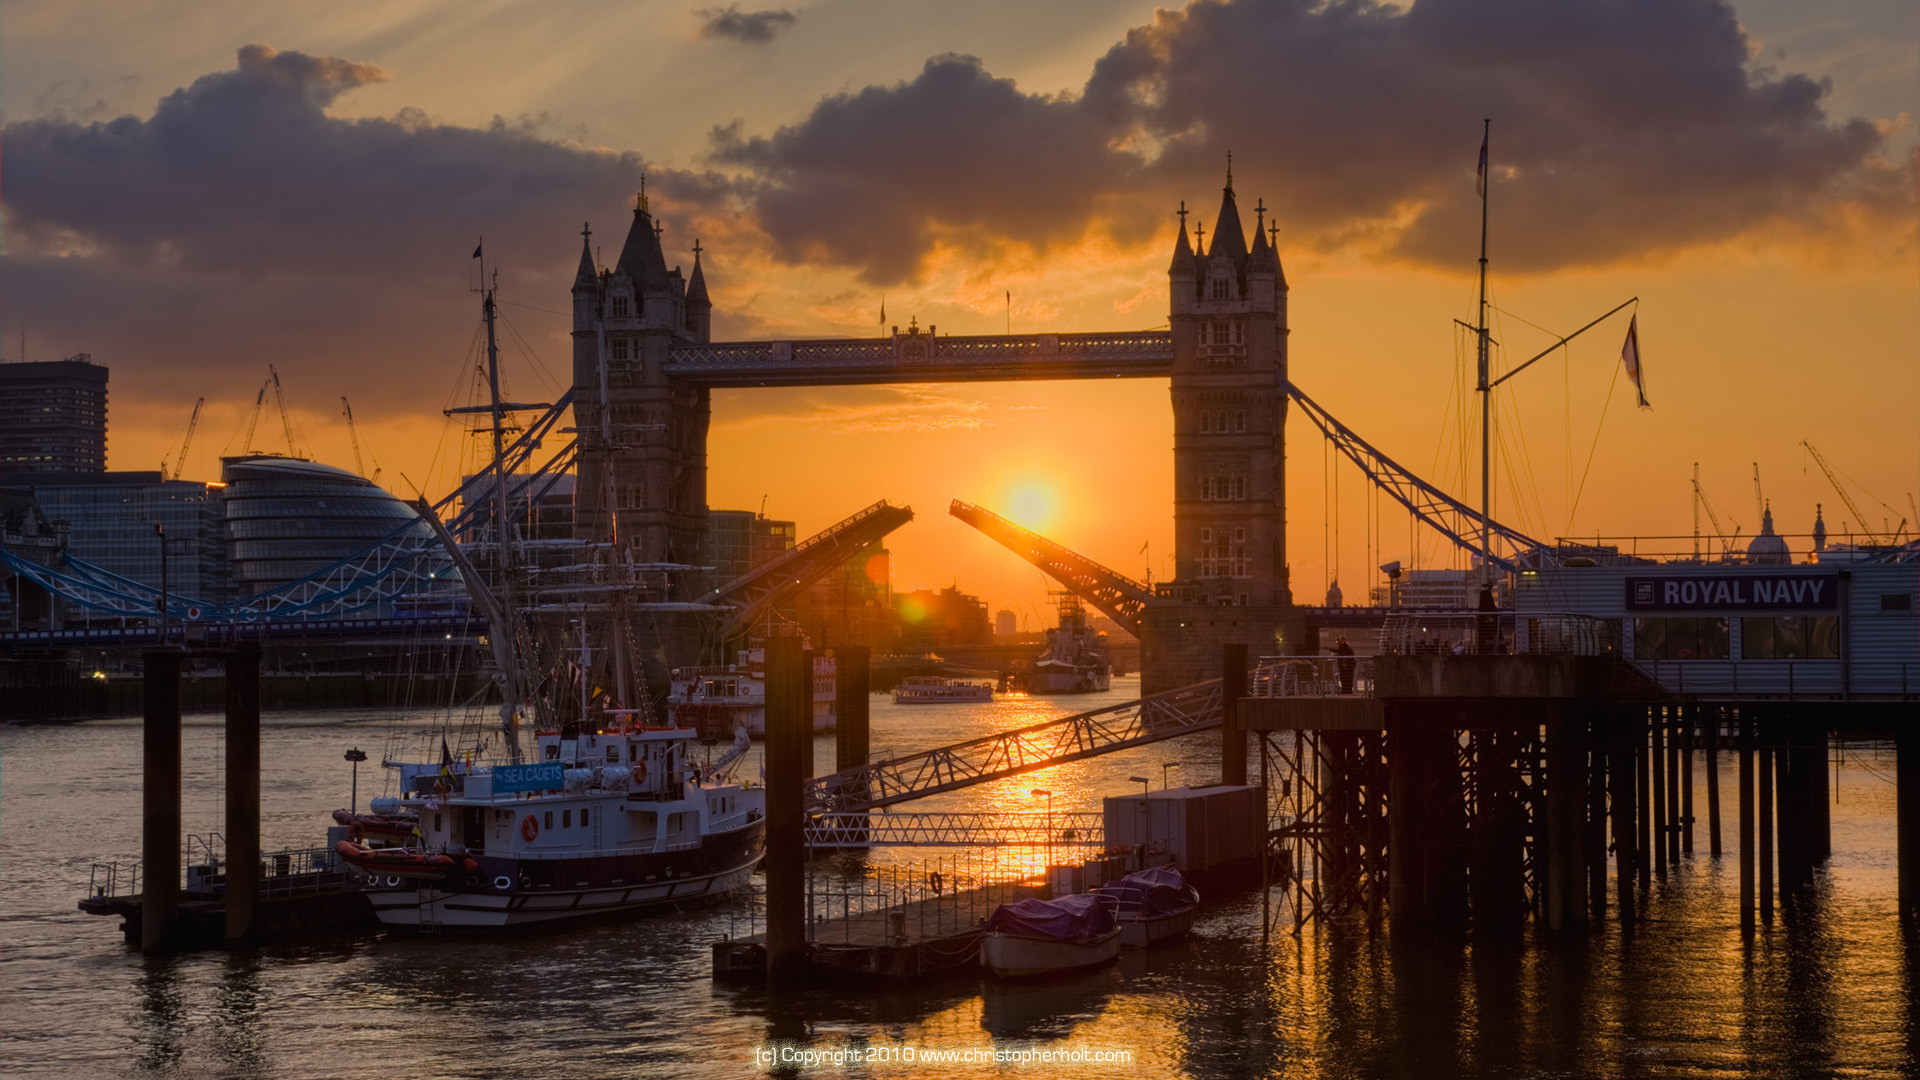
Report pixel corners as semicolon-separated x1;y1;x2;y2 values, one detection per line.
1027;594;1112;694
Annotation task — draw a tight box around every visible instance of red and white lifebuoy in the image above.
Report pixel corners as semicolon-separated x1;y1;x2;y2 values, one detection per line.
634;759;648;783
520;814;539;842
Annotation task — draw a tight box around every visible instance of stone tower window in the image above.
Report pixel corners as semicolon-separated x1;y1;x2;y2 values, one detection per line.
610;295;631;318
611;338;631;361
1233;410;1248;433
1210;275;1231;301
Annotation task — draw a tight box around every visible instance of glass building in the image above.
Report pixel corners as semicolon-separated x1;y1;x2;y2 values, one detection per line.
0;355;108;473
14;471;228;612
222;455;433;603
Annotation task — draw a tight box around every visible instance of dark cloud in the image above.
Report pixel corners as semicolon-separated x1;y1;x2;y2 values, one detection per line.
720;0;1914;280
0;45;684;418
698;6;798;44
712;54;1141;283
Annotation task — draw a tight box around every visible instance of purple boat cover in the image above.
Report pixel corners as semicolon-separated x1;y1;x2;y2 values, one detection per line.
1095;866;1200;917
985;892;1116;939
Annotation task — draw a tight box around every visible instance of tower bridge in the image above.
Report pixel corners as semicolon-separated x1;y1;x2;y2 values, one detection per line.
573;172;1295;691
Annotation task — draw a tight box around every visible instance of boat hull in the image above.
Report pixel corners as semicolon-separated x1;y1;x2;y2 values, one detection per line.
980;927;1123;977
357;820;764;930
1117;905;1197;947
1026;668;1111;695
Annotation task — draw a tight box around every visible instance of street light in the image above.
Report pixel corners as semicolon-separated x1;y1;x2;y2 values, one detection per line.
1031;788;1053;887
1161;761;1182;791
344;748;368;814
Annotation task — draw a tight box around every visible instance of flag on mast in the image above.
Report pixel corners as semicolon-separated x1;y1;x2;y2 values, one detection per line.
1475;134;1488;198
1621;314;1649;409
878;295;886;327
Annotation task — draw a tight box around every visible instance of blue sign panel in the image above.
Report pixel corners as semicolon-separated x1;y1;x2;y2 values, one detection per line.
492;762;564;793
1624;573;1838;612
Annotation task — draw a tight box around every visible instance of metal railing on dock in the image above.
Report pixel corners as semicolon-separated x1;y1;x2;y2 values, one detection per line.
1251;656;1376;697
805;811;1105;848
804;853;1047;950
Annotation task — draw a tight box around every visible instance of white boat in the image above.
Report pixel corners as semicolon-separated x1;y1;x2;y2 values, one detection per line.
980;894;1122;977
1094;866;1201;947
892;675;994;704
339;723;764;929
668;648;837;737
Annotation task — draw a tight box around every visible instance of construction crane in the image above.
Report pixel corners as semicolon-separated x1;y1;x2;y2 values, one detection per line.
1801;439;1907;545
269;364;301;457
237;382;268;455
341;397;380;483
160;397;204;482
1692;463;1742;559
1752;462;1765;522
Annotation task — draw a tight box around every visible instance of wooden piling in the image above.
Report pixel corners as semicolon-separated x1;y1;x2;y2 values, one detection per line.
1739;718;1755;932
1707;711;1723;858
1652;715;1668;877
1666;713;1682;866
1221;643;1248;787
141;650;184;954
1588;718;1608;923
1758;719;1774;923
1609;721;1637;925
1637;713;1652;890
1544;706;1588;933
1899;726;1920;921
1680;711;1695;856
224;646;261;946
763;636;809;990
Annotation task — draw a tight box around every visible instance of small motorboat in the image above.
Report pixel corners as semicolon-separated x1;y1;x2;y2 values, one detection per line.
333;840;475;881
331;808;418;845
980;893;1122;978
1094;866;1200;947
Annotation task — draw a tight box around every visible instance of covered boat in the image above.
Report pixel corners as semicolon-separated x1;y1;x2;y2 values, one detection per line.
980;893;1122;977
1094;866;1200;947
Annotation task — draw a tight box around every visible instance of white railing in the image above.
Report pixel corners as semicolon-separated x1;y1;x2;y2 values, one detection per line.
1250;655;1374;697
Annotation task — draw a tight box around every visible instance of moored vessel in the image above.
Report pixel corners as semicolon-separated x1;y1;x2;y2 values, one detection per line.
980;893;1123;977
892;675;994;704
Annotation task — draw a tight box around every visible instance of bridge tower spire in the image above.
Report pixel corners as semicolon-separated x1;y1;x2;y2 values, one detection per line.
1144;169;1298;689
572;190;711;568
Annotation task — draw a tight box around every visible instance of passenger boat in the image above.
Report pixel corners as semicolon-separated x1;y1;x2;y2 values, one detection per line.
892;675;994;704
1094;866;1200;947
980;893;1123;977
668;647;837;737
338;722;763;929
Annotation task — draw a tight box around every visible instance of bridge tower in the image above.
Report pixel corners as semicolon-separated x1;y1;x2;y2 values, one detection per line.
571;193;714;570
1141;170;1302;691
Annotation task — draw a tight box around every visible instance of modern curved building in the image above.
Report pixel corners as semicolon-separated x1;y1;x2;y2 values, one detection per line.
221;455;433;600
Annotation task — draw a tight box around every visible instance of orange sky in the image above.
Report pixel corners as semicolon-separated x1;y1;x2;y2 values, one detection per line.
4;0;1914;622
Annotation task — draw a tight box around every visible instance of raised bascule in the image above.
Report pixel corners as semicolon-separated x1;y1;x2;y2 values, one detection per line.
569;172;1300;691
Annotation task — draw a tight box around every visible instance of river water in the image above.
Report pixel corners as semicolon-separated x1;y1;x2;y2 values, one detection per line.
4;676;1914;1078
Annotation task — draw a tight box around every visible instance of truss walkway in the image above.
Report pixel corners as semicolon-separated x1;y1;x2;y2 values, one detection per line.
804;679;1223;813
804;811;1105;848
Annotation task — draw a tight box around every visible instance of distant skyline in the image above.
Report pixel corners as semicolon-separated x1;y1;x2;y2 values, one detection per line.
4;0;1914;616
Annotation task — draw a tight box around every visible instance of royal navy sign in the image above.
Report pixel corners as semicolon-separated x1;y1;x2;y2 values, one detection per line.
492;762;564;793
1625;573;1838;611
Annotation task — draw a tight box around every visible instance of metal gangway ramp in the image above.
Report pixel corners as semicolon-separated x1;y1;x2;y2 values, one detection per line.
803;679;1223;813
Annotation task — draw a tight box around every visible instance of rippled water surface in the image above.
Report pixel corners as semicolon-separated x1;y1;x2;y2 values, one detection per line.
4;680;1914;1078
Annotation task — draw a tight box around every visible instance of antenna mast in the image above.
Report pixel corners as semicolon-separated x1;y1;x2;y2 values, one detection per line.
1474;118;1495;626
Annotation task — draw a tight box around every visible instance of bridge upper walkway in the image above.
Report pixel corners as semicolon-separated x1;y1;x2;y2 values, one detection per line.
803;679;1223;813
668;330;1174;387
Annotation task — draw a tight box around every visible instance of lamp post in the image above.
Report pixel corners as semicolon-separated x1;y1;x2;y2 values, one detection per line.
344;747;368;814
1161;761;1182;791
1031;787;1053;887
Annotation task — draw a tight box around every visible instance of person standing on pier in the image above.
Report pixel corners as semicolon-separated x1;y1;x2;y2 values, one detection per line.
1333;636;1356;694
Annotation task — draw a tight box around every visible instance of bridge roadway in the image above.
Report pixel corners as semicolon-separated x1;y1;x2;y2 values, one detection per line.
667;330;1173;387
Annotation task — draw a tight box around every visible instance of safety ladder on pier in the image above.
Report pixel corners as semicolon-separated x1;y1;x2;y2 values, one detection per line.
804;679;1223;813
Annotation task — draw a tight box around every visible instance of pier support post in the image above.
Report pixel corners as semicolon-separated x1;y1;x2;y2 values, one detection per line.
1544;705;1589;933
1900;725;1920;921
1587;716;1608;923
1469;727;1527;934
1221;643;1248;787
141;649;184;954
1652;714;1668;878
1707;710;1723;858
1681;711;1694;856
1637;712;1652;890
1739;718;1755;933
1608;717;1637;925
1667;712;1682;867
225;645;261;946
1759;718;1774;922
763;636;808;990
1389;716;1468;933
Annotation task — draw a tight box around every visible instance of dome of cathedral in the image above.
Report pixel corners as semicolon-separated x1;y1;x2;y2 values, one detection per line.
1746;504;1791;565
